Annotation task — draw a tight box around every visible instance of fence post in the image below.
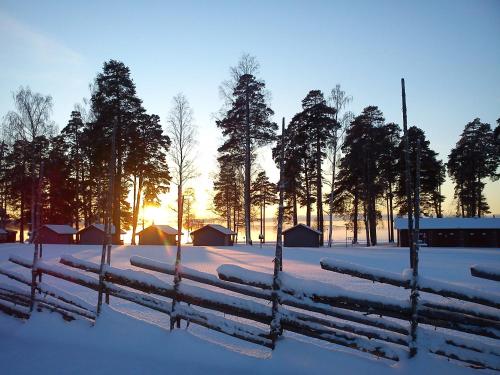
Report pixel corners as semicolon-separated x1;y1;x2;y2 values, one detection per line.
30;161;44;312
170;186;183;330
97;117;117;315
270;118;286;347
409;139;421;357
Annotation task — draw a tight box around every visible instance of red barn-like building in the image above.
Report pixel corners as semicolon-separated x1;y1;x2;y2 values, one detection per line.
38;225;76;244
394;217;500;247
191;224;236;246
0;228;17;243
77;224;126;245
137;225;181;245
283;224;321;248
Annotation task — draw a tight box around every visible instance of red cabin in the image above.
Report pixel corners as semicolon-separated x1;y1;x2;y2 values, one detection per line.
0;228;17;243
136;225;181;245
38;225;76;244
77;224;126;245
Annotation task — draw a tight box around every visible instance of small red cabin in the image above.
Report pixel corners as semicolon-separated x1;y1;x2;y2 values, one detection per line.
0;228;17;243
190;224;236;246
38;225;76;244
77;224;125;245
136;224;181;245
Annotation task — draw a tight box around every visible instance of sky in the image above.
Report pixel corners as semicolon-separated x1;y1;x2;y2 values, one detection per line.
1;0;499;225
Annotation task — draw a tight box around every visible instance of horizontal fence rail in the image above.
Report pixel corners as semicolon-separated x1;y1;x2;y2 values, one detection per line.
471;265;500;283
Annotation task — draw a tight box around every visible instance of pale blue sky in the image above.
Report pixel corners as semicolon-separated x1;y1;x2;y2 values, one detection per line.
1;0;499;216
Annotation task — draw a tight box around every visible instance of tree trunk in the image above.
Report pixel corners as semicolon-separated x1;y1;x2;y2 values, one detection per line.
244;83;252;245
328;136;338;247
363;199;370;247
20;191;25;243
131;175;143;246
353;191;358;244
316;132;323;246
389;185;394;242
369;193;377;246
304;162;311;227
477;176;481;217
226;187;231;229
386;193;390;243
263;197;266;243
29;157;36;243
292;186;298;226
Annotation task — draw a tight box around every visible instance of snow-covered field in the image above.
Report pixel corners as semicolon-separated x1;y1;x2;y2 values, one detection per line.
0;243;498;374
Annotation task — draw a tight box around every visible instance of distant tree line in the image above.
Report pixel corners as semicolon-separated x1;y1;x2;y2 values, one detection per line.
213;55;499;246
1;56;498;246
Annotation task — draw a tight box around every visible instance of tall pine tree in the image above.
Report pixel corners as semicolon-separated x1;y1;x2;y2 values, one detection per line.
216;73;276;244
447;119;498;217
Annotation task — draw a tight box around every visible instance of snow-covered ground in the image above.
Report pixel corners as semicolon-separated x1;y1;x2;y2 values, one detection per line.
0;243;498;374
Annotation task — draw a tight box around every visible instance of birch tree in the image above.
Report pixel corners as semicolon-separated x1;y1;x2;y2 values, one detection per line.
326;85;352;247
165;93;197;328
4;86;55;242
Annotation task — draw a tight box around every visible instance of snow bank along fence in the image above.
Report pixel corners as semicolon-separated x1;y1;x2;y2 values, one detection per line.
0;254;499;370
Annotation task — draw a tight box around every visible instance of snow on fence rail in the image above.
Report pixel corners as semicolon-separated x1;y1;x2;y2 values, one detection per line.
216;262;500;370
471;264;500;282
1;254;500;370
320;258;500;309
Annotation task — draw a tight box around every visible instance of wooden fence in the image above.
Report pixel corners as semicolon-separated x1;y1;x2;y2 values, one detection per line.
0;252;499;370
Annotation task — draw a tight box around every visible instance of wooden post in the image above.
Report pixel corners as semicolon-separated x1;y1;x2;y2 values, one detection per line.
409;139;421;357
97;117;116;314
170;185;183;330
401;79;414;265
270;117;286;347
30;161;44;311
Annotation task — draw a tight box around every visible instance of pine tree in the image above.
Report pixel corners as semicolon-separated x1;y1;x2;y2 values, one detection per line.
44;135;75;224
300;90;337;244
378;123;401;242
126;113;171;244
447;119;498;217
91;60;144;242
337;106;385;246
395;126;445;217
216;73;277;244
251;170;277;243
60;111;85;229
213;154;244;236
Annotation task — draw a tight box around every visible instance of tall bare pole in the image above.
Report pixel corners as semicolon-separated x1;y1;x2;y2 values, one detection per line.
97;118;116;314
271;117;286;347
401;79;414;265
170;182;183;330
29;161;44;311
409;139;421;357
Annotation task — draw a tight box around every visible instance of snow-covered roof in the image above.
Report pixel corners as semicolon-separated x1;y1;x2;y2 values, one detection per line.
394;217;500;230
137;225;182;236
282;223;322;235
191;224;236;236
43;224;77;235
78;224;126;235
0;228;16;234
